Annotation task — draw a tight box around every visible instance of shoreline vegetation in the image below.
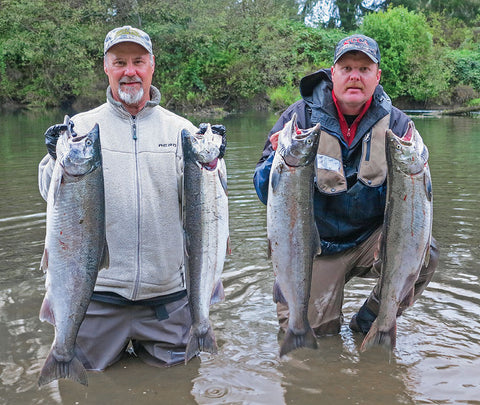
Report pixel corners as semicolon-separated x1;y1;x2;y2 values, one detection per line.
1;2;479;116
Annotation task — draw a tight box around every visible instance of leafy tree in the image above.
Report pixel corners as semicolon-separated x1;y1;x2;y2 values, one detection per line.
384;0;480;24
0;0;477;110
299;0;386;29
0;0;108;108
361;6;452;101
300;0;480;29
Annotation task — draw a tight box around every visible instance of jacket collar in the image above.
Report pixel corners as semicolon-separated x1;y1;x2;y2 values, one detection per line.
106;85;161;118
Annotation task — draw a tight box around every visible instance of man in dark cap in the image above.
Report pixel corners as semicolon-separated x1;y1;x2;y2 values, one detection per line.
253;34;439;337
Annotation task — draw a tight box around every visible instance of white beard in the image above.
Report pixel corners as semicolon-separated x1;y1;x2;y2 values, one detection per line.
118;87;144;105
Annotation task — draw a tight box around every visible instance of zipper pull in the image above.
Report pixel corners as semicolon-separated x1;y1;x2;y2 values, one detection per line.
132;119;137;140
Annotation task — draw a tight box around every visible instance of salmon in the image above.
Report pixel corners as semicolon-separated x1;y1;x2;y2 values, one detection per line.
38;116;108;386
267;113;320;357
182;125;229;363
361;123;432;351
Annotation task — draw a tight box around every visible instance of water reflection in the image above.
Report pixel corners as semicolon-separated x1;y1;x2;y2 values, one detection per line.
0;112;479;403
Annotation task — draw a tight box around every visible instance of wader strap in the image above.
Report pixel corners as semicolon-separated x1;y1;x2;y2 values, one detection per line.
358;114;390;187
315;131;347;194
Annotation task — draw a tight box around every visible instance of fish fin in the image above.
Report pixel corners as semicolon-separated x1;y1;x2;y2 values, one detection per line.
184;230;191;258
185;323;218;364
272;279;287;304
424;171;433;202
210;280;225;305
360;320;396;352
99;240;109;270
270;164;283;193
313;227;322;256
218;162;228;195
279;328;317;357
51;174;64;207
38;351;88;387
226;236;232;255
423;243;431;268
39;297;55;324
40;249;48;272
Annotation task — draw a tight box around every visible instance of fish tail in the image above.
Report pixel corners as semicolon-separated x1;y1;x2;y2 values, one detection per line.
360;320;397;352
279;328;317;357
184;325;218;364
38;350;88;387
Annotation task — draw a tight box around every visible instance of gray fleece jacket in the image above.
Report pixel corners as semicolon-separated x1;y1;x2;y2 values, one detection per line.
38;86;198;300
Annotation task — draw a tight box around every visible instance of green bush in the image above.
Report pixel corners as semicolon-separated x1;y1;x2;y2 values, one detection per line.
0;0;106;109
0;0;478;110
361;6;453;101
448;49;480;92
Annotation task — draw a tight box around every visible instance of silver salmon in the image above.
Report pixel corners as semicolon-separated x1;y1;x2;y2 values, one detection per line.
38;116;108;386
267;113;320;357
361;123;432;351
182;125;229;363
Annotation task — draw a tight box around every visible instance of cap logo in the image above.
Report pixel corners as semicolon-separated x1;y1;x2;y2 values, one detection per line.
113;27;143;40
338;38;375;55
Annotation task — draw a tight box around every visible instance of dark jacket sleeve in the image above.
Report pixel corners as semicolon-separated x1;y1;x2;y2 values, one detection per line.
253;100;310;205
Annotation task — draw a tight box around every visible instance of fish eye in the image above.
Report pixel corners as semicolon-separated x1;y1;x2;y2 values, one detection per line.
306;138;312;144
85;139;93;146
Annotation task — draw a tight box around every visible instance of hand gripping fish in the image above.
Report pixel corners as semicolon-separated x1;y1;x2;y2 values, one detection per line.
267;113;321;357
361;123;432;351
38;116;108;386
182;124;229;364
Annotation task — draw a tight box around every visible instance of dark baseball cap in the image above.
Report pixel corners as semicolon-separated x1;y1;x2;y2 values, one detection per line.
333;34;380;65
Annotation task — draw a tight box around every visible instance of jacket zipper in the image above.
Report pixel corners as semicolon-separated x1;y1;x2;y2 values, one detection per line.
363;130;372;161
131;116;141;299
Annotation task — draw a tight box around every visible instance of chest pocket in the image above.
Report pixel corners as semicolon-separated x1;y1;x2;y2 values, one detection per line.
315;114;390;194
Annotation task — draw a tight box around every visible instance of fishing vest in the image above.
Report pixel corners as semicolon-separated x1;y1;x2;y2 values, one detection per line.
315;114;390;194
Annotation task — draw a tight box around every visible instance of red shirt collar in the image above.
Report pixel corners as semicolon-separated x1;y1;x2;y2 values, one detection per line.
332;90;372;146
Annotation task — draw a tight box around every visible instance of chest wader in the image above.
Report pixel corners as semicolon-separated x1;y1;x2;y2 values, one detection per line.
315;114;390;194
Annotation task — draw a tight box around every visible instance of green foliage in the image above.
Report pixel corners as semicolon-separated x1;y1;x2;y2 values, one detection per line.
267;83;301;111
468;98;480;107
136;1;345;110
448;49;480;92
361;6;452;101
386;0;480;24
0;0;479;110
0;0;107;109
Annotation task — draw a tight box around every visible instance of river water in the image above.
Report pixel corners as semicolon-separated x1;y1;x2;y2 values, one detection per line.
0;110;479;404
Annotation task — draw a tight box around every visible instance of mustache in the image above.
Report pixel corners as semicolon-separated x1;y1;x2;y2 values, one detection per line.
119;76;142;84
346;84;363;90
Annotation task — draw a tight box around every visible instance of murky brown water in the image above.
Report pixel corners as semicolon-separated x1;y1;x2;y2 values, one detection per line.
1;110;479;404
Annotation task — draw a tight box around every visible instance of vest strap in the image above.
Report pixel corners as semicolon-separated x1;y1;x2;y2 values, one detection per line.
358;114;390;187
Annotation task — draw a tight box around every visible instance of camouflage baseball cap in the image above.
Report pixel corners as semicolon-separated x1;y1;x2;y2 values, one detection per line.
333;34;380;65
104;25;153;55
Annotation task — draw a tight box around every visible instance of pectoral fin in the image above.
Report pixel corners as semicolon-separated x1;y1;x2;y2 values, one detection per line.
99;240;109;270
270;164;283;193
